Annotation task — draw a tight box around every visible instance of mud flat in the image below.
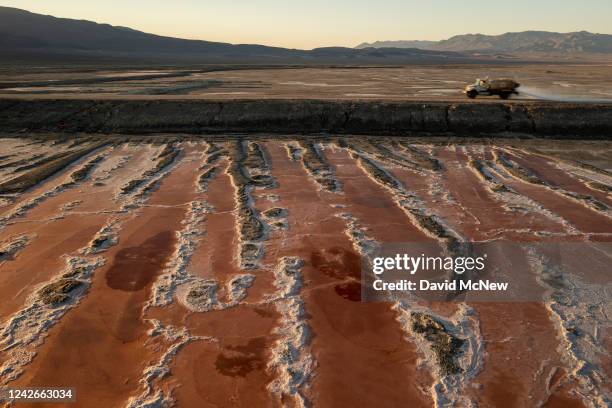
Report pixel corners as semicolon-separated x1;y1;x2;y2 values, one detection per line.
3;65;612;103
1;99;612;138
0;136;610;407
0;143;203;407
368;142;610;407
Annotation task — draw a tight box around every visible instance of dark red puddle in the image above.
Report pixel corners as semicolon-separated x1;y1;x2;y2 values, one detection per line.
106;230;174;291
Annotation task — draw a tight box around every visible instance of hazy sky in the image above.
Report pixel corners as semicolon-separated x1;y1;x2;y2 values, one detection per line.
4;0;612;49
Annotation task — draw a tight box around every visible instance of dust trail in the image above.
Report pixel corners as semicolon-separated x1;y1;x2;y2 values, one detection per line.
516;86;612;104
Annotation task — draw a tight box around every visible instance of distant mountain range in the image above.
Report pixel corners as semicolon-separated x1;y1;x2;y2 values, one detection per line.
0;7;468;64
356;31;612;54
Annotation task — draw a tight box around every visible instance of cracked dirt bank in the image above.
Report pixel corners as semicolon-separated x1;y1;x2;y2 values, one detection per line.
1;99;612;138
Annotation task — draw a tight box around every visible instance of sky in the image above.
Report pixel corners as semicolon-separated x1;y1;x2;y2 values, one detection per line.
3;0;612;49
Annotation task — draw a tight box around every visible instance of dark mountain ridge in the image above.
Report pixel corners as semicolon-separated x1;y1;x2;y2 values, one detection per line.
356;30;612;54
0;6;468;64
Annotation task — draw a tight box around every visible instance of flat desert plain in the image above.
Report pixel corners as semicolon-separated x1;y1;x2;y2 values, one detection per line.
1;64;612;102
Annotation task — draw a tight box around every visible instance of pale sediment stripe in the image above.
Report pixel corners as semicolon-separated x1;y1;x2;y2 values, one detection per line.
284;141;303;161
0;147;112;230
227;140;277;269
495;148;611;219
298;141;342;193
148;200;212;308
346;143;464;249
465;147;581;237
119;145;184;210
266;257;314;408
393;302;484;408
0;256;105;385
0;234;33;262
336;208;482;408
528;248;611;408
124;320;215;408
0;148;186;386
91;150;132;183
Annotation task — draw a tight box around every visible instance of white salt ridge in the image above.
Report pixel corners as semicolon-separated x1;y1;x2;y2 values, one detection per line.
148;200;211;308
228;274;256;304
471;159;576;233
352;142;421;172
337;213;380;258
125;319;215;408
262;207;289;232
528;248;611;408
234;187;268;270
0;234;32;261
91;152;132;182
303;142;342;193
385;143;435;173
553;161;612;188
0;147;111;230
266;257;314;408
60;199;83;212
176;274;256;313
496;149;611;219
0;181;74;230
284;141;304;161
116;145;178;208
337;205;482;408
404;144;457;205
195;166;218;193
81;218;121;255
239;242;265;270
352;148;463;245
230;141;276;268
0;256;105;384
265;194;280;203
394;302;484;408
483;155;582;236
246;141;273;175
